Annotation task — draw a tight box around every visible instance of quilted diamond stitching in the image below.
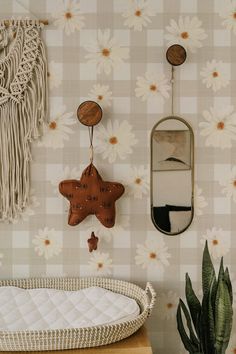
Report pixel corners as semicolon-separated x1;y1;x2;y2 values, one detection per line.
0;286;140;331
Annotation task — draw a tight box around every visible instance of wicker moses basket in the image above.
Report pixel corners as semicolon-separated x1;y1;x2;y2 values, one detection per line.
0;277;156;351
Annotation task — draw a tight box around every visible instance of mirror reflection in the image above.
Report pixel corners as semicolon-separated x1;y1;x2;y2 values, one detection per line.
151;116;194;235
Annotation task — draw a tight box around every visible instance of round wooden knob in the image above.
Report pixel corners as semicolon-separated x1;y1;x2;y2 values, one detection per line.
166;44;187;66
77;101;103;126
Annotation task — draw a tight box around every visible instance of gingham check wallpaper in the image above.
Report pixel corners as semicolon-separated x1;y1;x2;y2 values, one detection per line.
1;0;236;353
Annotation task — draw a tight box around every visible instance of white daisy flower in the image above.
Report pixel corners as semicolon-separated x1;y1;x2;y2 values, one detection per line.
38;105;76;149
200;60;229;92
126;165;149;199
32;227;62;260
135;71;171;101
52;0;85;35
88;251;113;276
200;227;230;260
95;120;137;163
219;166;236;202
199;105;236;149
83;212;129;243
11;189;40;224
165;16;207;53
88;84;112;108
84;29;129;75
158;291;179;320
218;0;236;34
51;165;82;194
135;237;171;270
122;0;156;31
195;185;207;216
47;61;62;90
0;253;4;267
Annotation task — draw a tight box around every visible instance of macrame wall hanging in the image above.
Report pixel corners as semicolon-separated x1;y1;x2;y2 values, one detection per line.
0;19;48;222
59;101;125;232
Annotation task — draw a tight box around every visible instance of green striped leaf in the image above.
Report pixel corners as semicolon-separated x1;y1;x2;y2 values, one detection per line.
176;301;199;353
185;273;201;339
224;267;233;306
215;278;233;354
179;299;200;348
200;278;216;354
202;241;216;296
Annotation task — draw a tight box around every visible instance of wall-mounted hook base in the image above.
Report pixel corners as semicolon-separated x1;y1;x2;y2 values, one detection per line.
166;44;187;66
77;100;103;127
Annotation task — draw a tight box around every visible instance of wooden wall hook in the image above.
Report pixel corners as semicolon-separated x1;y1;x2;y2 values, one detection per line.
166;44;187;66
77;101;103;127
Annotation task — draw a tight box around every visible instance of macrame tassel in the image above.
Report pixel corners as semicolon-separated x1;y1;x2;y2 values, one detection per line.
0;21;48;221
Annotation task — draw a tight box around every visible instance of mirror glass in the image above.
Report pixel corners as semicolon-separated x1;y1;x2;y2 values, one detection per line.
151;116;194;235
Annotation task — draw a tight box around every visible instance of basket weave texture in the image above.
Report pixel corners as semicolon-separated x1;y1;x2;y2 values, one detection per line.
0;277;156;351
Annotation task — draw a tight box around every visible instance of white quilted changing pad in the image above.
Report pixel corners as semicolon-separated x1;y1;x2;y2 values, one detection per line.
0;286;140;331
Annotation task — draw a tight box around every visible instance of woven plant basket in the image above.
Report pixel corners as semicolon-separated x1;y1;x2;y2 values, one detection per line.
0;277;156;351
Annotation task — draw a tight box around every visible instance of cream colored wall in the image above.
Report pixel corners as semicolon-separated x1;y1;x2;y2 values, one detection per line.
0;1;236;353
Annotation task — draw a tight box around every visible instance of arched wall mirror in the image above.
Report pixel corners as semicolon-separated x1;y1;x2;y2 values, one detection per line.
151;116;194;236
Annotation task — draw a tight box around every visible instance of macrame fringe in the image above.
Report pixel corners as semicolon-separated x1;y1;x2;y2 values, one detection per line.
0;22;48;222
0;18;43;29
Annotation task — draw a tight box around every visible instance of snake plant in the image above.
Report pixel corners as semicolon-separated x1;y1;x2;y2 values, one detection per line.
177;241;233;354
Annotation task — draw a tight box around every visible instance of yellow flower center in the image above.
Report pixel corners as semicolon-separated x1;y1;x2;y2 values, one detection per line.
98;95;103;100
44;239;50;246
212;239;218;246
102;48;110;57
217;121;225;130
98;262;103;269
181;31;189;39
149;252;157;259
65;12;72;19
109;136;118;145
212;71;219;78
49;121;57;130
150;84;157;91
135;178;142;185
167;303;173;309
135;10;141;16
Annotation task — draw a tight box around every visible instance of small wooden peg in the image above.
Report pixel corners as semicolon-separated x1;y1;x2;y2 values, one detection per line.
166;44;187;66
77;101;103;127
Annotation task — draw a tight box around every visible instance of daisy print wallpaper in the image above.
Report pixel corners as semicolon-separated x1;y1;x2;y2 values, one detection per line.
0;0;236;353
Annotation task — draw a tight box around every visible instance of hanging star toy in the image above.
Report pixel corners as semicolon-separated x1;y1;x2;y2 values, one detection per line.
59;100;125;228
59;163;124;228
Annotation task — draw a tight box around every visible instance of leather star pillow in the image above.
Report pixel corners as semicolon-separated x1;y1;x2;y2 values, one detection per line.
59;164;125;228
